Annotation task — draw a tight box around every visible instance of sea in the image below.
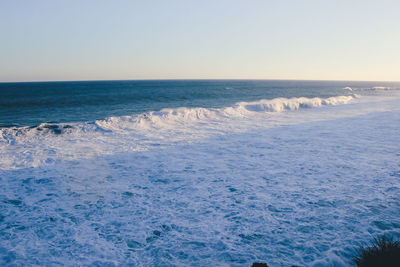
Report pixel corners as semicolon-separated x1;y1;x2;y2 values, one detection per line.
1;80;399;266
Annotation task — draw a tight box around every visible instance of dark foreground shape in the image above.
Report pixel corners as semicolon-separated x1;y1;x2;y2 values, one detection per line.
252;263;268;267
354;235;400;267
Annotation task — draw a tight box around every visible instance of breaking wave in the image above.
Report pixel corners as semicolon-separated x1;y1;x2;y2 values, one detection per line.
0;95;354;169
372;86;394;90
346;85;400;92
1;96;353;138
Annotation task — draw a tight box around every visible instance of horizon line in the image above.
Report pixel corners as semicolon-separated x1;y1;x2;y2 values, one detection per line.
1;77;400;84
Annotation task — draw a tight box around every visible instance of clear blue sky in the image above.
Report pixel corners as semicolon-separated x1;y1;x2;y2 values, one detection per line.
1;0;399;82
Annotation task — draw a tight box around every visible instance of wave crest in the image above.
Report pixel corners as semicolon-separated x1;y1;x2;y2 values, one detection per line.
91;96;353;131
0;95;354;169
239;96;353;113
1;96;354;138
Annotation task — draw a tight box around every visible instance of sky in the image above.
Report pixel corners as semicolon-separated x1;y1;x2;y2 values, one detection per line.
0;0;399;82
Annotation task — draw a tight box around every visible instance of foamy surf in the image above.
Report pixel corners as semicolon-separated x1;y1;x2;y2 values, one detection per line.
1;94;399;266
1;82;400;266
372;86;394;90
1;95;354;137
0;95;356;169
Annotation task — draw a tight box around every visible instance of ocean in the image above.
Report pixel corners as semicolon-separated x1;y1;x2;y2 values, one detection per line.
0;80;366;127
1;80;399;266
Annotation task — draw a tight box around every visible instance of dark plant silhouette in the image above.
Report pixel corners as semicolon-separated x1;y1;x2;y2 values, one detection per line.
353;235;400;267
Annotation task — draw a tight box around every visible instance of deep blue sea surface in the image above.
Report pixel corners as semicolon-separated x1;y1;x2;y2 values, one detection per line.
1;79;394;127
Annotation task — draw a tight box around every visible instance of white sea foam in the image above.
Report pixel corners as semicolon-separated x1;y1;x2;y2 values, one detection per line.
1;91;400;266
1;96;354;138
0;96;354;170
342;86;400;92
372;86;393;90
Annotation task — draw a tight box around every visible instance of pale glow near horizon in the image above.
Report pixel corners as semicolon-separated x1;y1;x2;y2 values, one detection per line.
0;0;399;82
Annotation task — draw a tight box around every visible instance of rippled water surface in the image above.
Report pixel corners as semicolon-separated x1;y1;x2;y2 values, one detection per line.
1;81;400;266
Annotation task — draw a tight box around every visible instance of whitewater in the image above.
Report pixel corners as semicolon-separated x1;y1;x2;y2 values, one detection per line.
1;83;400;266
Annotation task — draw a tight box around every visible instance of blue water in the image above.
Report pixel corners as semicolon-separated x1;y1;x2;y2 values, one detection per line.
1;79;391;127
1;80;400;266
